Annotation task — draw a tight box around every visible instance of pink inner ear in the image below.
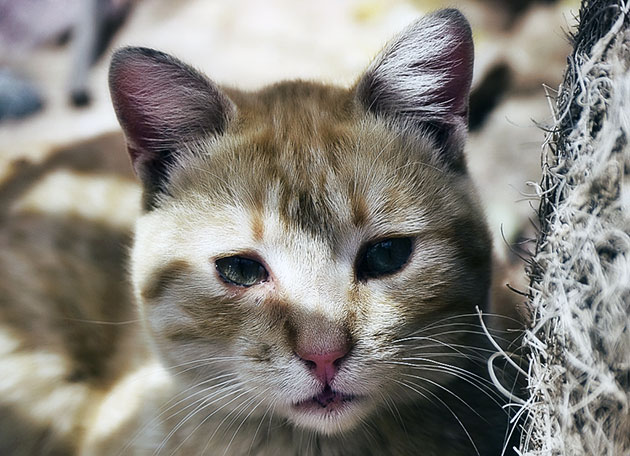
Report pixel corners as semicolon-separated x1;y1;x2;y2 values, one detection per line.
109;47;234;205
439;32;474;120
354;10;475;172
110;56;200;154
356;10;475;131
109;47;234;171
443;29;474;119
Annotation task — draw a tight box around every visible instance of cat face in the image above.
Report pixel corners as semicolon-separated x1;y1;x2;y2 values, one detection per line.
110;9;491;436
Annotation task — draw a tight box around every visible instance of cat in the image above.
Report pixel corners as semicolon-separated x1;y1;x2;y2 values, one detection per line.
93;8;523;455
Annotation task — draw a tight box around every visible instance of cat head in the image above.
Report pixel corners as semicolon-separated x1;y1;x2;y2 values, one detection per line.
109;9;491;435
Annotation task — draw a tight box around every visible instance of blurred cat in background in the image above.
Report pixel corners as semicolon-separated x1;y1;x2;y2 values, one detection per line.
0;8;522;455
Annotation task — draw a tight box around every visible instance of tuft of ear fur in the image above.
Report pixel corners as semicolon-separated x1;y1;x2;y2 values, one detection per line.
356;9;474;172
108;47;235;208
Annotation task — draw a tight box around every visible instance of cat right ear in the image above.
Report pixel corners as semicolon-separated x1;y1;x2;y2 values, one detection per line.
356;9;474;172
108;47;235;208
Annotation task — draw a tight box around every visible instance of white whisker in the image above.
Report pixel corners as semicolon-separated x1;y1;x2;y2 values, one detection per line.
394;379;481;456
221;388;271;455
247;397;277;456
119;375;240;455
166;387;251;455
155;384;245;455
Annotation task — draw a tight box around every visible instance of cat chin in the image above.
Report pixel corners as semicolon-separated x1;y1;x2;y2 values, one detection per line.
285;393;371;435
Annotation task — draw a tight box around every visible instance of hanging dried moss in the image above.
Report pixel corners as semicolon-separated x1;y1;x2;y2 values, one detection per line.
521;1;630;454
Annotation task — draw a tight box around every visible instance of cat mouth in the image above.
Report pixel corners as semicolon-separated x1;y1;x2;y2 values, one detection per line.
293;385;358;413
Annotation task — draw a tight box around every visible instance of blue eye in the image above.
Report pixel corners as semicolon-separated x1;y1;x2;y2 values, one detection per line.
358;237;412;280
215;256;268;287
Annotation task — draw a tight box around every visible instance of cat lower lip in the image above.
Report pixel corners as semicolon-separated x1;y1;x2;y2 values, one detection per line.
293;386;358;413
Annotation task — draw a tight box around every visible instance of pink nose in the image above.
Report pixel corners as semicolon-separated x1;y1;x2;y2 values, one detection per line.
296;348;348;384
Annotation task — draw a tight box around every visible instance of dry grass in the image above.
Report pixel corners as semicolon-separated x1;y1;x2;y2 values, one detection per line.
521;1;630;454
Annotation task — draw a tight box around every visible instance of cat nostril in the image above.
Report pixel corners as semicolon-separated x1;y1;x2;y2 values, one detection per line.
296;348;349;384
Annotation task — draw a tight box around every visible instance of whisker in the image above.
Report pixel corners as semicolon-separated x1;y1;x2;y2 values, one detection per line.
406;322;514;338
386;360;504;406
391;335;481;362
247;397;277;456
151;375;240;425
201;393;256;454
499;403;525;456
221;388;271;455
354;413;379;448
166;387;251;455
59;317;142;325
426;328;511;343
377;390;406;431
116;356;249;386
399;312;523;339
119;375;240;455
403;344;501;357
401;371;498;416
155;384;245;455
393;358;496;387
265;401;276;444
394;379;480;456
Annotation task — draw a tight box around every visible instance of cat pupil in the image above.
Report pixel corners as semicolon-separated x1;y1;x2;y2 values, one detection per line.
359;237;412;279
215;256;268;286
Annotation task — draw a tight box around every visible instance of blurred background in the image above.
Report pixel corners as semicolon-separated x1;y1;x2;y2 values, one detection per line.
0;0;578;276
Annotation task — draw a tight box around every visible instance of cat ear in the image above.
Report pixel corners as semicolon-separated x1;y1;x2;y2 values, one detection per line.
355;9;473;172
108;47;235;207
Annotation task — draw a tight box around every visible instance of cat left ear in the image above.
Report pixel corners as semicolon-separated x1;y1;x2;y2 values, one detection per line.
109;47;235;208
356;9;474;172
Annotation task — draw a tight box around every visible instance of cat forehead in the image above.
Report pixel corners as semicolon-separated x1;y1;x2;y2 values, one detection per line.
229;80;353;121
164;84;453;245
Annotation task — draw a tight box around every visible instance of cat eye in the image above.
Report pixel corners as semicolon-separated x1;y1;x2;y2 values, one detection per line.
215;256;268;287
357;237;413;280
